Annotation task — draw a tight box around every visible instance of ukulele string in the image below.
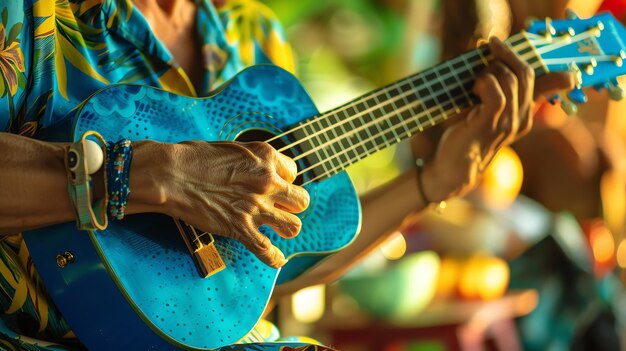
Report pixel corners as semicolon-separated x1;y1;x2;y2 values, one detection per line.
290;36;540;164
297;57;545;185
265;33;528;150
305;30;604;175
275;27;599;184
272;28;595;157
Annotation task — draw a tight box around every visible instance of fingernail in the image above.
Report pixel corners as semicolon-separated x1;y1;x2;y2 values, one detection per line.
275;248;287;267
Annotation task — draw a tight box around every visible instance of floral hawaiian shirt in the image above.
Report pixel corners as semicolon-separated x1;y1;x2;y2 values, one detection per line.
0;0;319;350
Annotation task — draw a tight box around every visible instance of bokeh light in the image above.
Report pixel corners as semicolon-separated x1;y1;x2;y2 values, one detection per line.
617;239;626;268
480;146;524;208
589;224;615;264
292;284;326;323
379;231;407;260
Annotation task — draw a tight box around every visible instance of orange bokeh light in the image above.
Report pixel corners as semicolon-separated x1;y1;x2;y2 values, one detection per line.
589;224;615;264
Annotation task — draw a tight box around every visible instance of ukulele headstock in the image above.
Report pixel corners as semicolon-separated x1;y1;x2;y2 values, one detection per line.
524;11;626;114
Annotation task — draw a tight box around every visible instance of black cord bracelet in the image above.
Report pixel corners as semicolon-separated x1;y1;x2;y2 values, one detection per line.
414;158;431;205
415;158;447;211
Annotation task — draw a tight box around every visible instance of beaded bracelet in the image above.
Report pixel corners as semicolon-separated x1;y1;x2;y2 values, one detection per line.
415;158;447;212
66;131;109;231
106;139;133;220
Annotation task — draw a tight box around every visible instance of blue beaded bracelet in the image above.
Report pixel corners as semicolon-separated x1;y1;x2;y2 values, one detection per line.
106;139;133;220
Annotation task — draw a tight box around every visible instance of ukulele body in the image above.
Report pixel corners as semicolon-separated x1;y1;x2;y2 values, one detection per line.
23;65;361;350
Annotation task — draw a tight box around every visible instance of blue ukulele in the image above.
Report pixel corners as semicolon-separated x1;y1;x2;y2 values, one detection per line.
23;12;626;350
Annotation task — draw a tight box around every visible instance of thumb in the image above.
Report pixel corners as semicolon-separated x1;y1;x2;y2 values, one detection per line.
533;72;576;100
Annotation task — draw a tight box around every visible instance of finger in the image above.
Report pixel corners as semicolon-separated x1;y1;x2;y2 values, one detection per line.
272;181;310;213
472;73;506;131
489;37;535;107
255;208;303;239
239;229;287;268
533;72;576;100
472;73;509;162
274;151;298;183
484;60;519;137
489;37;535;134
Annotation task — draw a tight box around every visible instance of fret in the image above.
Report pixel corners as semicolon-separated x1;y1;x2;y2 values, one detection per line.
443;60;473;107
318;114;338;155
351;104;381;155
324;112;362;177
398;108;417;137
314;117;331;152
516;46;533;56
507;36;527;49
470;46;490;72
333;113;354;152
434;66;461;115
382;88;404;143
346;106;375;159
329;112;359;164
319;114;349;170
452;59;473;82
372;93;400;145
324;113;345;152
429;72;456;116
408;76;431;129
421;70;448;124
290;122;320;179
364;99;390;150
387;84;413;138
304;120;331;176
342;108;367;161
514;32;549;75
476;48;489;67
396;79;422;134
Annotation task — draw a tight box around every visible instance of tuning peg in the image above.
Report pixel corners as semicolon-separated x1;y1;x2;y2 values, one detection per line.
609;86;624;101
569;63;583;88
607;79;624;101
565;9;579;19
583;58;598;76
549;94;578;115
545;17;556;37
548;94;561;105
561;99;578;115
568;88;587;104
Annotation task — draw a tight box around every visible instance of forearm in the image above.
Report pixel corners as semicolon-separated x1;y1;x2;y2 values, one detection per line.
273;167;430;297
0;133;172;234
0;133;72;233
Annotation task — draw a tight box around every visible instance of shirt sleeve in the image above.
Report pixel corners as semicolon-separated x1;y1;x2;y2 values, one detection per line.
0;0;30;133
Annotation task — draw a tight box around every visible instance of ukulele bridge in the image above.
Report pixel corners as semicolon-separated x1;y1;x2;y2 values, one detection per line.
174;219;226;278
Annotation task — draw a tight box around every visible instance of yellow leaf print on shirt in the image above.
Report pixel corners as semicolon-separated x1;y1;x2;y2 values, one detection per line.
0;20;25;98
220;0;295;73
33;0;110;100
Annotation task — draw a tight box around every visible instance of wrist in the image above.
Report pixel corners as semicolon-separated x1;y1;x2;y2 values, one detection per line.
419;161;452;204
125;140;177;216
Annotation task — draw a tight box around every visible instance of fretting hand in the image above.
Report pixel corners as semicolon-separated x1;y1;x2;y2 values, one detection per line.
419;37;576;203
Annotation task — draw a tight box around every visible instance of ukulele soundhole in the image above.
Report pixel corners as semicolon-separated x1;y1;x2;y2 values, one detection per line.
235;129;308;186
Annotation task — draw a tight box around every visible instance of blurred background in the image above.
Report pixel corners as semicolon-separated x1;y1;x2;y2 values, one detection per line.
258;0;626;350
